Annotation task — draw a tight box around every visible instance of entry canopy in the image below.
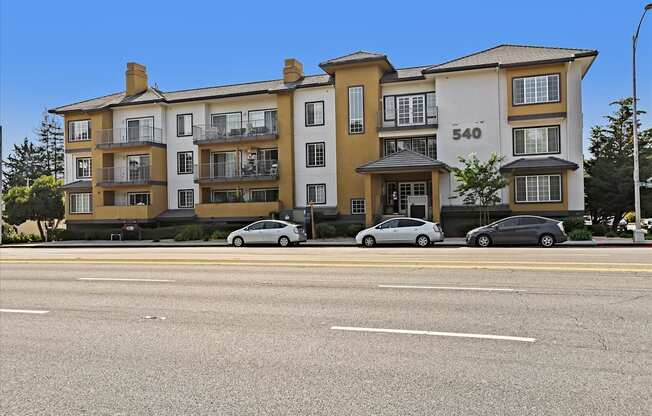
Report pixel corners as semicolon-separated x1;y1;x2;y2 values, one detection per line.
356;149;449;173
500;156;579;173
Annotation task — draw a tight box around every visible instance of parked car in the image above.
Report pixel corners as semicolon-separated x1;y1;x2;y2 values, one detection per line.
465;215;567;248
227;220;307;247
355;217;444;247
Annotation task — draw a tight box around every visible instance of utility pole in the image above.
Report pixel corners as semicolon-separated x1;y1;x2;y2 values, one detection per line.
0;125;3;245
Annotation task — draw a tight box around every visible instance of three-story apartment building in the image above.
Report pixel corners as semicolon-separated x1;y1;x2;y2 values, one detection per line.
51;45;597;235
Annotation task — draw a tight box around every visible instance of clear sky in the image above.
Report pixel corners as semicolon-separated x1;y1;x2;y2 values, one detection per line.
1;0;651;159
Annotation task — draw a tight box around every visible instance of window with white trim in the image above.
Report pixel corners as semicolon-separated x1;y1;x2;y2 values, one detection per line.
177;151;193;174
515;175;562;203
306;142;325;167
69;193;92;213
348;86;364;133
383;137;436;159
513;74;560;105
250;188;279;202
128;192;150;206
177;114;193;137
68;120;90;141
76;157;92;179
397;94;425;126
513;126;560;155
306;184;326;204
351;198;365;214
178;189;194;208
305;101;324;126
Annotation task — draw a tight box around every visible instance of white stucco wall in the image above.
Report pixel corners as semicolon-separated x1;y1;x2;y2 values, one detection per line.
64;151;92;183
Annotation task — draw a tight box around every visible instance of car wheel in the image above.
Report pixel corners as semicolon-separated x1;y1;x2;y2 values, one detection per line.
362;235;376;247
232;236;244;247
476;234;492;247
539;234;555;248
278;236;291;247
416;234;430;247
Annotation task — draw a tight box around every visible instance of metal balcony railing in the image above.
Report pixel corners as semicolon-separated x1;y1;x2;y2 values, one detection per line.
96;127;165;147
377;107;438;130
97;166;151;185
193;117;278;144
194;159;278;182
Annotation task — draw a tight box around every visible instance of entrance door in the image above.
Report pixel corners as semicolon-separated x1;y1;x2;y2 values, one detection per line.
398;182;427;215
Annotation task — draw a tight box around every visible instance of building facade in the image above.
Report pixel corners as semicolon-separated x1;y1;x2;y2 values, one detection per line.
52;45;597;235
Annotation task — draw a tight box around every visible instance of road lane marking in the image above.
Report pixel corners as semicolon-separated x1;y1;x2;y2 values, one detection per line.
0;309;50;314
77;278;175;282
378;285;519;292
331;326;536;343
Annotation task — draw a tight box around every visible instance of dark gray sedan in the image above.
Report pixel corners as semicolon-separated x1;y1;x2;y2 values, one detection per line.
466;215;567;247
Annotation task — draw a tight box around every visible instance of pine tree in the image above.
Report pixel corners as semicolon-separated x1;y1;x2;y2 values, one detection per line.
35;111;64;179
2;138;48;191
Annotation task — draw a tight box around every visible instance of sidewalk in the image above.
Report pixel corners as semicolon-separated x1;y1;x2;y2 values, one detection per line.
1;237;650;248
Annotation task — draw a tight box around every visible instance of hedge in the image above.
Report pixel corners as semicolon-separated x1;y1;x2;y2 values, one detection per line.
569;228;592;241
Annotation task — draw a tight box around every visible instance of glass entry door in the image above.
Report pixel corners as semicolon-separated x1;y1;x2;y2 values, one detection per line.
398;182;427;214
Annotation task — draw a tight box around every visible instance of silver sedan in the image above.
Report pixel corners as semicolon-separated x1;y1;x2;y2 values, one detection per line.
227;220;307;247
355;217;444;247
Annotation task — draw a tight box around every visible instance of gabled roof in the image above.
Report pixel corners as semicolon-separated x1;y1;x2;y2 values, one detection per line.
424;44;598;74
319;50;395;73
59;180;92;190
500;156;579;172
356;150;449;173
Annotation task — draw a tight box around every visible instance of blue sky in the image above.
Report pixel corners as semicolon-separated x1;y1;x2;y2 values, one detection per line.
1;0;651;159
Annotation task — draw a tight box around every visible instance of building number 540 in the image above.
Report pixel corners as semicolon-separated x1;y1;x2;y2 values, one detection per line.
452;127;482;140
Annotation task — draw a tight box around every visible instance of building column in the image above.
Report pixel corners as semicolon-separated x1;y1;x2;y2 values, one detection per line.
364;174;374;226
431;170;441;222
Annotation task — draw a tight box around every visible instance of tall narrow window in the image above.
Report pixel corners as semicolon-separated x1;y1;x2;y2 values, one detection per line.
178;189;194;208
515;175;562;203
512;74;560;105
348;86;364;134
306;184;326;205
306;142;325;167
383;96;396;121
68;120;90;141
177;114;193;137
76;157;92;179
177;151;193;174
305;101;324;126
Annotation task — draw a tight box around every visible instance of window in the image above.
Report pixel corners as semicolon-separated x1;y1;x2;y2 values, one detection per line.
497;218;520;228
515;175;562;203
383;137;437;159
76;157;92;179
397;94;425;126
177;151;193;174
378;219;399;229
513;74;560;105
247;222;266;231
178;189;194;208
211;189;239;203
128;192;150;206
126;117;154;142
264;221;287;229
305;101;324;126
306;184;326;205
384;96;396;121
211;112;242;136
127;155;150;181
306;142;325;167
348;86;364;134
513;126;560;155
250;188;279;203
248;109;277;134
68;120;90;141
351;198;366;214
177;114;193;137
398;219;424;227
69;193;91;213
518;217;546;226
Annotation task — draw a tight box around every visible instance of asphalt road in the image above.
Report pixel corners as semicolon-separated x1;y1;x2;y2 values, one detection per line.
1;246;651;415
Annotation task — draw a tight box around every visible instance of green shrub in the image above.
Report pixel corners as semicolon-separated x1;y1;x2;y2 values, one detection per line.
210;229;229;240
569;228;592;241
141;226;184;240
618;230;633;238
590;223;607;236
345;223;364;237
646;232;652;240
563;216;586;232
605;231;618;238
174;225;205;241
316;223;337;238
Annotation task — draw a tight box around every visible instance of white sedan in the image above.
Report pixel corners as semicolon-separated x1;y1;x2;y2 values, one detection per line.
227;220;307;247
355;217;444;247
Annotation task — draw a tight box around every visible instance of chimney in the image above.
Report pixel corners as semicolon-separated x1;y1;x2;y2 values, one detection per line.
125;62;148;96
283;58;304;83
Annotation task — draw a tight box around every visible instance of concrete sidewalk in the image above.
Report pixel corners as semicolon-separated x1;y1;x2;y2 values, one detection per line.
1;237;650;248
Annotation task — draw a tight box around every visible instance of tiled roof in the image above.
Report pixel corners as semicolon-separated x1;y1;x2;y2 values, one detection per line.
380;66;431;83
319;50;395;73
59;180;92;190
500;156;579;172
356;150;449;173
424;44;597;74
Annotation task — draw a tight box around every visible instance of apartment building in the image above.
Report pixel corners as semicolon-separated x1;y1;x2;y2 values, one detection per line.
51;44;597;235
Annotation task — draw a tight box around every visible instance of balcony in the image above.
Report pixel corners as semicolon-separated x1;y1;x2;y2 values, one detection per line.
193;119;278;145
96;127;165;149
96;166;154;187
194;160;278;184
95;204;158;220
377;107;438;132
195;201;281;219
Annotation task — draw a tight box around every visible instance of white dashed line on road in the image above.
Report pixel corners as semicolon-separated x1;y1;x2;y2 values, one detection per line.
331;326;536;343
378;285;520;292
77;278;175;282
0;309;50;314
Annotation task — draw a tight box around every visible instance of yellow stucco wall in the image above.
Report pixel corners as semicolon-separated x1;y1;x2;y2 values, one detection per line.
506;63;567;118
195;201;281;218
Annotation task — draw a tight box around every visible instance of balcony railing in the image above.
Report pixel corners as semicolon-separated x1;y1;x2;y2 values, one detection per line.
377;107;438;131
194;159;278;183
97;166;151;186
96;127;165;148
193;119;278;145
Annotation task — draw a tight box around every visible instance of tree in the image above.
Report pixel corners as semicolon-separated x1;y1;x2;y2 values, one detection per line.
2;175;64;240
35;110;65;179
585;98;652;230
452;152;508;225
2;138;48;191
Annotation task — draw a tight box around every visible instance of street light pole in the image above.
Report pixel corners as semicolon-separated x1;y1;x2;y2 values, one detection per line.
632;3;652;243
